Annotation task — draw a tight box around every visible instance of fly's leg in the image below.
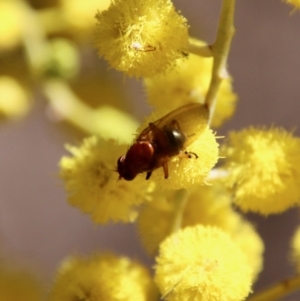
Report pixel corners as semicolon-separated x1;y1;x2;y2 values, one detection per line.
146;170;152;180
179;150;198;159
185;150;198;159
162;163;169;179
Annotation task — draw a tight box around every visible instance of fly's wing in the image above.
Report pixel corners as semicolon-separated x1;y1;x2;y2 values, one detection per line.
138;103;209;146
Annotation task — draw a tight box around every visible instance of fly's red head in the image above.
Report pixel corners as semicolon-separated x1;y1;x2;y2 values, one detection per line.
117;155;137;181
117;142;155;181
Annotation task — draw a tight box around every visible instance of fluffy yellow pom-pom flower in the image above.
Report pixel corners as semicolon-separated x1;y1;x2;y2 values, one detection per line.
138;185;239;255
0;0;24;50
94;0;189;77
138;184;263;281
144;53;237;128
59;136;155;223
0;76;30;120
155;225;252;301
134;103;219;189
49;253;159;301
222;127;300;214
231;219;264;282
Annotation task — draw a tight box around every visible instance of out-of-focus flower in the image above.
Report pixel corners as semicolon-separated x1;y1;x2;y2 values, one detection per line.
60;0;110;37
231;218;264;282
44;38;80;79
155;225;252;301
144;53;237;128
0;262;45;301
0;76;31;121
94;0;189;77
59;136;155;223
138;185;238;255
0;0;24;50
138;184;263;281
49;252;159;301
43;79;139;143
222;127;300;214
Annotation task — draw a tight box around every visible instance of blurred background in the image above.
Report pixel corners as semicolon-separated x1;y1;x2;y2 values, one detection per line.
0;0;300;299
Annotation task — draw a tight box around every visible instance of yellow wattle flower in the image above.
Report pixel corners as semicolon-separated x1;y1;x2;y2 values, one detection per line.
49;253;159;301
60;0;111;36
0;76;31;120
94;0;189;77
144;53;237;128
138;184;238;255
222;127;300;214
231;219;264;282
59;136;155;223
155;225;252;301
0;0;24;50
138;184;264;281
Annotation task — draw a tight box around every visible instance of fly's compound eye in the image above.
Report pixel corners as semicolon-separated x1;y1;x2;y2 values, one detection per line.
117;155;125;167
117;155;137;181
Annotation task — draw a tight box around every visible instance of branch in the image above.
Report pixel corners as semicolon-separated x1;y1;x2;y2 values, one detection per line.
204;0;236;125
247;274;300;301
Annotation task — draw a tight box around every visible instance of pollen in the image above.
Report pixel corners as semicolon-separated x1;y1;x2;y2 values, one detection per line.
59;136;155;223
222;127;300;214
155;225;253;301
94;0;189;77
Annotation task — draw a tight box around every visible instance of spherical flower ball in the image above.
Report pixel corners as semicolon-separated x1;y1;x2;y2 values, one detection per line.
0;0;24;50
144;53;237;128
0;76;31;120
137;184;240;255
138;184;263;282
59;136;155;223
222;127;300;214
231;219;264;282
155;225;252;301
136;103;219;189
94;0;189;77
49;253;159;301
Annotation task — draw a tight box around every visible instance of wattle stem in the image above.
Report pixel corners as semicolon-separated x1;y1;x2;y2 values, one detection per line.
170;189;189;233
204;0;236;125
247;274;300;301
